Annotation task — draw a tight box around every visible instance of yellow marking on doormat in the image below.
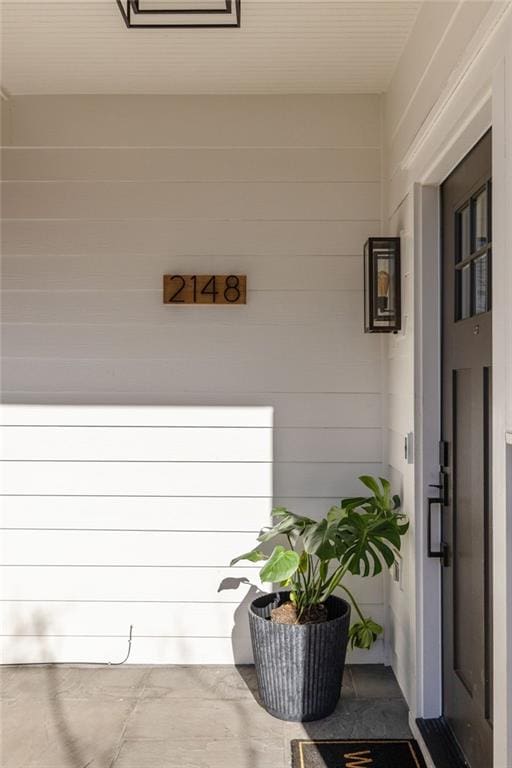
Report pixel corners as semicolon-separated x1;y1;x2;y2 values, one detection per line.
343;749;373;767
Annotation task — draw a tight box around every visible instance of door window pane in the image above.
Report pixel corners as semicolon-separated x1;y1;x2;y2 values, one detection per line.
458;205;470;261
454;183;491;321
474;188;488;250
459;264;471;319
474;253;489;314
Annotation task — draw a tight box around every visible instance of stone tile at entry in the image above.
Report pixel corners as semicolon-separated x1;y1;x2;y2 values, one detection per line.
0;665;148;701
351;663;404;698
123;696;285;741
141;664;259;700
0;666;74;701
0;695;135;768
1;664;411;768
141;665;354;701
114;738;285;768
284;697;411;741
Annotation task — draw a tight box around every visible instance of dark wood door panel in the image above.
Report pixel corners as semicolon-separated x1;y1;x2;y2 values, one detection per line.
441;129;492;768
452;367;479;697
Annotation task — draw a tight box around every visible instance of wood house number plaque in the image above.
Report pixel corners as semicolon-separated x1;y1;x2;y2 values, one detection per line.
163;274;247;305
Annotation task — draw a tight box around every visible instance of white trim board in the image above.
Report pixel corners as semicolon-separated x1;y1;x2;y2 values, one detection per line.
413;183;442;720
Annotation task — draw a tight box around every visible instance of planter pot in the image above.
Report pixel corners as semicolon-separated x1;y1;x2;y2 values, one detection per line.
248;591;351;721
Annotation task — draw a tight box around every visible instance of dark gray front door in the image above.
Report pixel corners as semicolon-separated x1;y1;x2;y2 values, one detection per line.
440;129;492;768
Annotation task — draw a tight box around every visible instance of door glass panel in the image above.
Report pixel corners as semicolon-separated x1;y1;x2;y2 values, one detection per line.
459;264;471;319
474;254;488;314
459;205;470;261
455;186;491;321
474;188;488;250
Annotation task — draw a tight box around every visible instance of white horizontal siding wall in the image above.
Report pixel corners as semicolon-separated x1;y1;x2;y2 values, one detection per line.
0;404;274;664
0;94;385;664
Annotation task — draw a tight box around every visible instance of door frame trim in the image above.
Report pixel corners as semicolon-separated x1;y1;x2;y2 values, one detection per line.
412;90;494;728
413;181;443;719
409;13;512;765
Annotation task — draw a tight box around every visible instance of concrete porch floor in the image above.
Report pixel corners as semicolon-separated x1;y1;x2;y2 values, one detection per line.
0;664;411;768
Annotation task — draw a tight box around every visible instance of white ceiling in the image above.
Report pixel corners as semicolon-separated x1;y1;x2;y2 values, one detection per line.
1;1;422;95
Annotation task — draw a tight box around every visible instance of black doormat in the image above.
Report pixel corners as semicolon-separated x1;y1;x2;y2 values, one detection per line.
291;739;428;768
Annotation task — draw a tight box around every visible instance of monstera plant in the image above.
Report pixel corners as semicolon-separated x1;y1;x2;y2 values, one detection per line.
232;475;408;648
231;476;408;722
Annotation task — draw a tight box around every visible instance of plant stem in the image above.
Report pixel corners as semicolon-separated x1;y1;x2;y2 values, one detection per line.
321;563;349;601
338;583;366;623
313;560;325;604
309;557;319;604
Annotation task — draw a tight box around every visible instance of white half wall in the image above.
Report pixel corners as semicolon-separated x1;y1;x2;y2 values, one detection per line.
0;404;274;664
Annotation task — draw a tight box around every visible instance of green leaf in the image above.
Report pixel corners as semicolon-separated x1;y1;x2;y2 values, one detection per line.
258;511;314;543
271;506;290;518
272;507;314;526
260;545;300;583
336;509;404;576
229;548;268;567
358;475;382;497
339;496;366;511
316;540;337;560
298;550;309;573
379;477;391;494
257;526;283;543
303;519;330;555
348;618;383;650
378;477;392;510
340;477;402;518
257;521;293;543
327;504;349;523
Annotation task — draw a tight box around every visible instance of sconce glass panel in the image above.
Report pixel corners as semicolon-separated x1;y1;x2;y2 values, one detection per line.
364;237;401;333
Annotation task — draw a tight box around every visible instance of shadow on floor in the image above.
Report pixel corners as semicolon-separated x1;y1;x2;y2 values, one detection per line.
234;661;411;766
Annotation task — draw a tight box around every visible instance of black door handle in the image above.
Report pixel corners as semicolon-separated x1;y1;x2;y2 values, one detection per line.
427;496;448;565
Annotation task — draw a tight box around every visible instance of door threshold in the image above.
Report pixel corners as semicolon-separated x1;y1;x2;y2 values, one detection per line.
415;718;469;768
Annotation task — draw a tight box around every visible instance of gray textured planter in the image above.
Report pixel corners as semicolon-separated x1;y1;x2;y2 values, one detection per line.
248;591;351;722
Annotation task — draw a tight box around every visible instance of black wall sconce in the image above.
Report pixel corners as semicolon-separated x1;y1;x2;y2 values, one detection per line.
116;0;241;28
364;237;401;333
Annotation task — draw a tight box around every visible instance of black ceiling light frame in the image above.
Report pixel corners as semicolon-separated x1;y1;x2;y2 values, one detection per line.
116;0;241;28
